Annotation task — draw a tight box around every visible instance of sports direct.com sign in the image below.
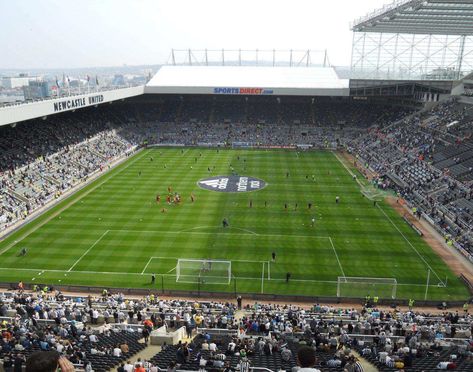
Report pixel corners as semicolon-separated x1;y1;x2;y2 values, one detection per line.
213;87;274;95
198;176;266;193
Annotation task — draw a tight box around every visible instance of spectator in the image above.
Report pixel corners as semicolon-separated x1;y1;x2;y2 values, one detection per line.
295;346;321;372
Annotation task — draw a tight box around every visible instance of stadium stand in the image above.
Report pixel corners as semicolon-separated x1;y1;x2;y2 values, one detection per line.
2;95;473;267
0;288;472;371
346;97;473;262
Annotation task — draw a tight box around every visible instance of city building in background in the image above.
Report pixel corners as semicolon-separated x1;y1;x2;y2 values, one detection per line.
23;80;51;100
0;74;37;89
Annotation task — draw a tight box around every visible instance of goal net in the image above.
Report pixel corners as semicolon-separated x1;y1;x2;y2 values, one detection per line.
360;185;385;201
176;259;231;285
337;276;397;299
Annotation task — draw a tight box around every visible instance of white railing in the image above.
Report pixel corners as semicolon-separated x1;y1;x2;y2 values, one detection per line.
0;84;144;109
351;0;415;29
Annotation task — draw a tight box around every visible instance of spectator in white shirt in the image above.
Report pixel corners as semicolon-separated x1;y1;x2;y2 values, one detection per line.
113;345;122;357
124;361;134;372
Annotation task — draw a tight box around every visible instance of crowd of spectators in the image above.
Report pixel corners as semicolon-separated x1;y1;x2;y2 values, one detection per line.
1;286;471;371
0;108;136;231
132;96;410;147
346;98;473;260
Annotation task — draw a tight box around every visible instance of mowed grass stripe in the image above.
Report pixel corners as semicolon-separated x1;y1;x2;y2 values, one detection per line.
0;148;468;300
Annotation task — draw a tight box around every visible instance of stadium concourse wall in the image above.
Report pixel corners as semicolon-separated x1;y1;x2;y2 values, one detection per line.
2;281;469;308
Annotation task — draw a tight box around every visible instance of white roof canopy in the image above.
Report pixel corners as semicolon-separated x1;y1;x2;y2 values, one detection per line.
145;66;349;96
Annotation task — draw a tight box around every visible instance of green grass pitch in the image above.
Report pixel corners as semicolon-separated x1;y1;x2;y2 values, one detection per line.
0;148;469;301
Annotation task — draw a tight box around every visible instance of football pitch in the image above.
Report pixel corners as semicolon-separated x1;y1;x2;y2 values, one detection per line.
0;148;469;301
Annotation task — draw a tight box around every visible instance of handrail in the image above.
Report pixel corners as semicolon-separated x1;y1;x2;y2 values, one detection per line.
251;368;275;372
0;85;144;109
288;331;471;343
196;327;238;335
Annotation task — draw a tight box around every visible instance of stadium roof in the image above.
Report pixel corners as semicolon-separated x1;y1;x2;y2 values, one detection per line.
145;66;349;96
352;0;473;36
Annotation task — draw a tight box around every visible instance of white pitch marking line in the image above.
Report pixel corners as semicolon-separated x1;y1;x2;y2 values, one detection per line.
332;151;365;188
179;226;258;235
329;236;346;278
232;259;268;263
166;266;176;274
0;266;448;287
67;230;109;272
376;204;444;285
229;227;259;235
141;257;154;275
110;228;331;240
178;226;215;233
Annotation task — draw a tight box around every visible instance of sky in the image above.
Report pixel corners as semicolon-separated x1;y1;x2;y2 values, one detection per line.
0;0;389;69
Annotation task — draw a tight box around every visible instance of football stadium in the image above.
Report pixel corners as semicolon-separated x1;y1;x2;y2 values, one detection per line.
1;0;473;371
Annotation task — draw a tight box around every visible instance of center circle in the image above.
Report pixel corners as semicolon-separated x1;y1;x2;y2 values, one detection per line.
198;175;266;193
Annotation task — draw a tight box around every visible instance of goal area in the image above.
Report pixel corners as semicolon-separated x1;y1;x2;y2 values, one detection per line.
176;259;231;285
337;276;397;299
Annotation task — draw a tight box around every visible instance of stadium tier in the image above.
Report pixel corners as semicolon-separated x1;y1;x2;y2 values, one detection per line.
0;289;472;372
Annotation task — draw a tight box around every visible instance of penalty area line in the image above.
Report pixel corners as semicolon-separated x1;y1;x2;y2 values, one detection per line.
142;257;181;275
67;230;110;272
329;236;346;278
141;257;154;275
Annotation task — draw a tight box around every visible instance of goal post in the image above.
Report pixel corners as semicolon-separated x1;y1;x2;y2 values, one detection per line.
176;259;231;285
337;276;397;299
